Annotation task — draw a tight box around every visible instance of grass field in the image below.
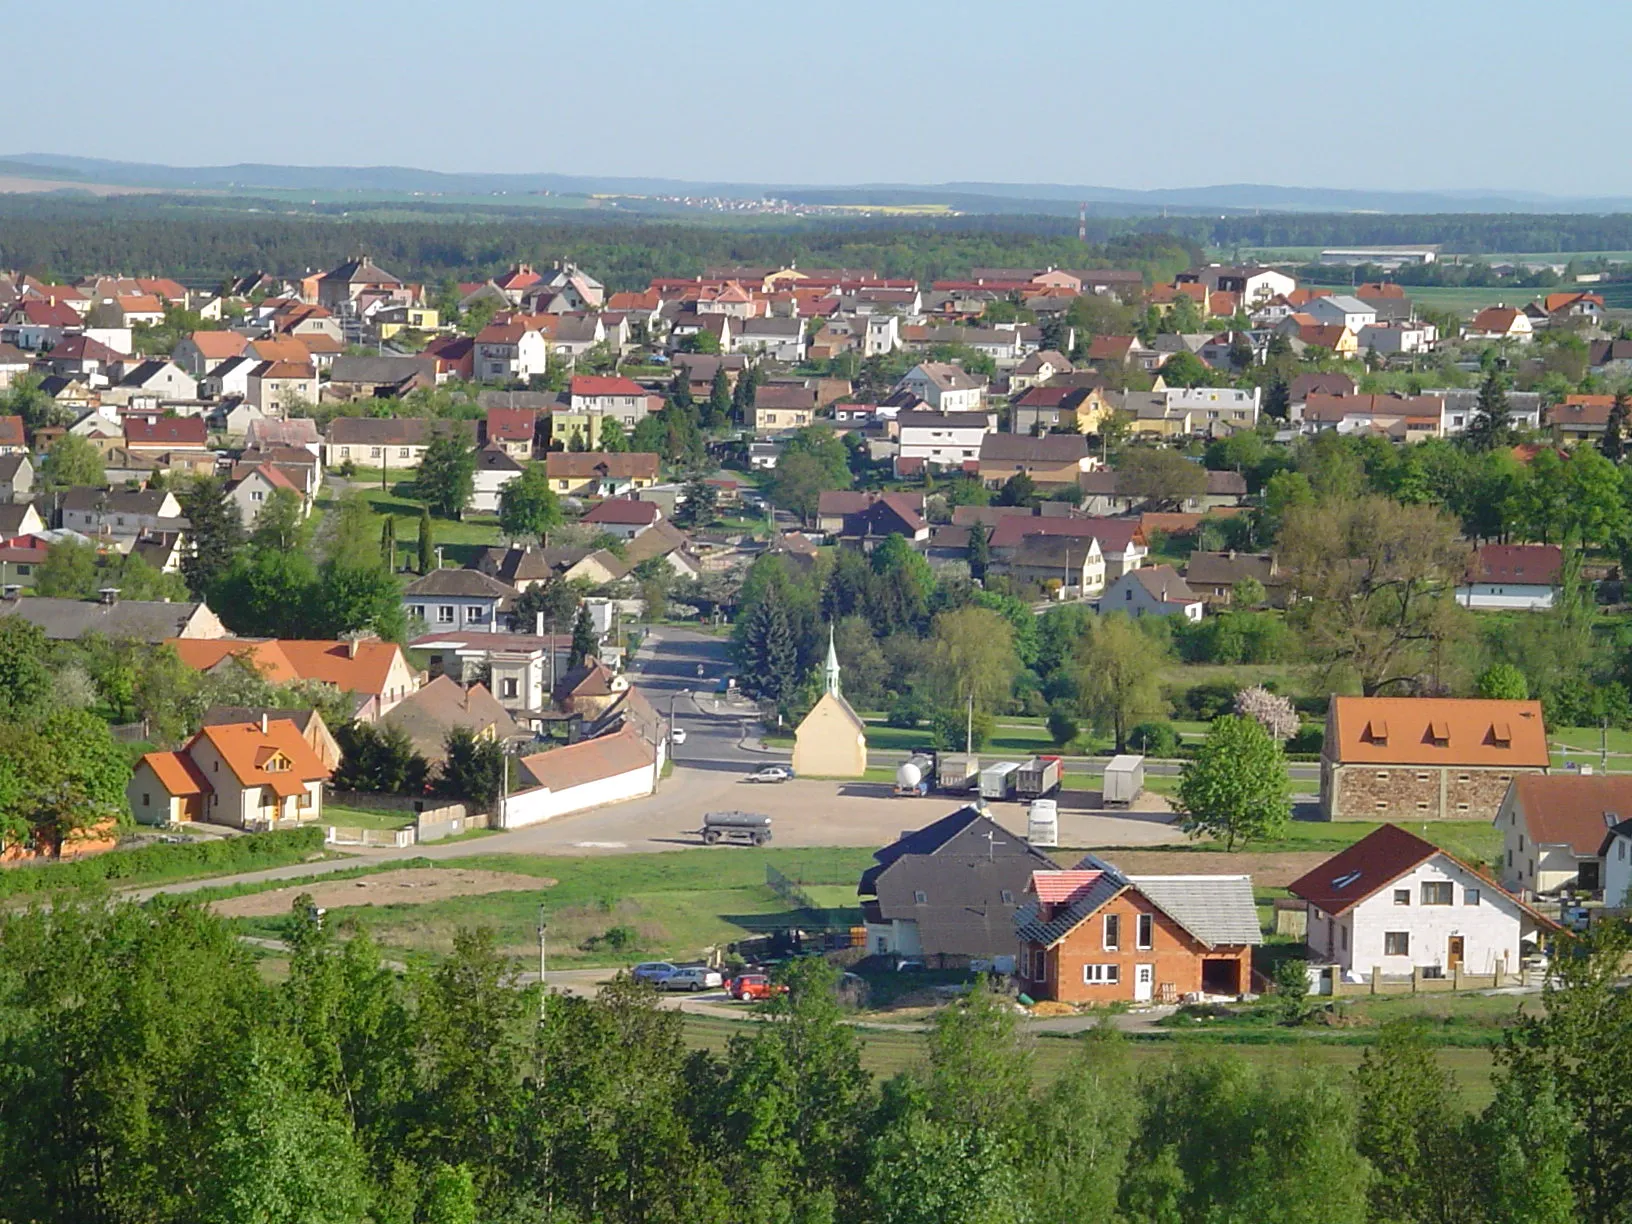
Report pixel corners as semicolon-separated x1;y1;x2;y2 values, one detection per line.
228;847;874;966
316;479;506;566
323;804;416;831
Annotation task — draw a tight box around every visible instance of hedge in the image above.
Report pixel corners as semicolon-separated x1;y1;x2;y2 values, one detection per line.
0;827;326;899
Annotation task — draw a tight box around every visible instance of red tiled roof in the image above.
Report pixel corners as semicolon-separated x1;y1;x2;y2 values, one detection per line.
126;416;207;447
139;750;211;797
485;407;537;441
1471;543;1562;586
1511;774;1632;855
581;498;659;525
1327;696;1549;767
1287;824;1442;915
1030;869;1105;904
570;374;644;397
0;416;22;448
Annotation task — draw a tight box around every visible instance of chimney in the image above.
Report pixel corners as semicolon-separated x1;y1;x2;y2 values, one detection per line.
348;639;360;659
260;713;269;734
97;586;120;605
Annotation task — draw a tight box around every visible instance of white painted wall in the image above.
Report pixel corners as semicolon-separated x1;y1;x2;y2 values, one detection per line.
1605;832;1632;908
499;761;656;829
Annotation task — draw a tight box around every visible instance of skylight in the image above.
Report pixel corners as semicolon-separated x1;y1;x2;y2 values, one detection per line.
1332;870;1362;889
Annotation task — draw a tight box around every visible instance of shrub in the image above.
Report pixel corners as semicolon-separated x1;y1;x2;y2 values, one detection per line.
886;695;930;729
1273;956;1311;1025
1286;724;1324;755
0;828;324;900
933;708;993;751
1046;704;1079;749
1128;721;1180;757
1182;682;1237;721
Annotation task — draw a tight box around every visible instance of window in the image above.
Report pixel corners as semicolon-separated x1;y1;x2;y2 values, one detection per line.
1083;964;1120;985
1393;889;1410;905
251;490;264;502
1384;932;1410;956
400;447;410;458
1508;849;1514;868
141;793;150;807
1519;835;1525;851
1422;881;1453;906
410;605;425;621
1103;913;1121;950
1340;925;1348;949
1465;888;1481;906
913;890;927;904
437;605;455;623
466;606;487;623
1136;913;1153;949
1033;950;1047;981
370;447;382;458
501;678;519;699
1000;890;1014;905
14;565;28;576
1375;771;1390;780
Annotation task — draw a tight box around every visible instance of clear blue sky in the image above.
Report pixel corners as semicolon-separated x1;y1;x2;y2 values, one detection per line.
16;0;1624;194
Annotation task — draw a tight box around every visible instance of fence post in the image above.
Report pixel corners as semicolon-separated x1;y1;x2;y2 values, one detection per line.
1370;965;1380;995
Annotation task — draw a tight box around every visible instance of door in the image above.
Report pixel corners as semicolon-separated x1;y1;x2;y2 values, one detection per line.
1447;936;1465;972
1134;964;1154;1003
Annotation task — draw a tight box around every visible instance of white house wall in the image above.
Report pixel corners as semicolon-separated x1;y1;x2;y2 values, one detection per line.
499;761;656;829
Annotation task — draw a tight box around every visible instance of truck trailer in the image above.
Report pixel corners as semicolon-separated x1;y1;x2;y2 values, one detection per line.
1015;755;1063;799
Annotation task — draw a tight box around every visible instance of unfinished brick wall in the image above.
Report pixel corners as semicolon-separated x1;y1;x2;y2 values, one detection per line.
1327;765;1540;822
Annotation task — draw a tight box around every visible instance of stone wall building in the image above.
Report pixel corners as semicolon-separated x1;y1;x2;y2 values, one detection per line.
1320;696;1550;822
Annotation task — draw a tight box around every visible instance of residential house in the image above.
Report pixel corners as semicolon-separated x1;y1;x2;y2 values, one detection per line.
579;496;661;540
1547;395;1620;441
0;594;226;642
316;256;403;311
168;637;420;720
1434;388;1542;436
977;433;1092;488
42;334;125;385
0;415;23;455
749;383;819;433
814;490;927;536
323;354;436;401
542;312;606;359
483;407;539;460
1155;387;1260;436
322;418;476;470
421;334;476;380
1009;349;1073;393
896;362;986;412
0;341;31;389
894;410;992;475
124;416;208;453
244;417;322;454
987;513;1148;579
1289;372;1358;406
173;330;249;376
1177;264;1296;307
0;453;32;502
568;374;648;423
1303;294;1377;333
1014;857;1260;1004
1009;384;1113;436
1182;551;1289;607
130;717;330;830
201;706;342;771
1601;817;1632;909
475;320;550;381
0;502;45;537
1464;306;1533;344
1495;774;1632;897
1456;544;1563;611
413;628;572;715
380;674;522;762
202;355;258;401
471;444;525;513
404;568;517;631
0;536;51;589
731;316;806;362
1319;696;1550;822
545;451;660;496
60;487;186;541
225;463;306;528
792;633;868;779
859;805;1059;962
1078;467;1247;515
1539;291;1605;326
1360;321;1439;356
1098;565;1204;621
117;360;197;401
1292;824;1554;983
246;360;319;415
1297;392;1447;440
999;532;1106;596
834;496;930;549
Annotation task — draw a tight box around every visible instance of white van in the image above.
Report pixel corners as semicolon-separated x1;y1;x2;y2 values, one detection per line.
1027;798;1059;848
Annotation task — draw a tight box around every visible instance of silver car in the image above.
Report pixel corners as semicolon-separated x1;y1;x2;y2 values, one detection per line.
746;765;792;783
631;961;678;985
663;966;724;992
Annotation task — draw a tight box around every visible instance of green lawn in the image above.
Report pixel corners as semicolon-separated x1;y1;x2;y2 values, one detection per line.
323;804;416;831
317;480;506;566
232;848;876;967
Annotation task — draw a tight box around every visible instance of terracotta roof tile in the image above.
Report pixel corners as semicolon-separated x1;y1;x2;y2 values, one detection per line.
1327;696;1549;767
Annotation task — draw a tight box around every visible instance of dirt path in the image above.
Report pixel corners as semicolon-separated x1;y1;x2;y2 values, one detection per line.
211;868;552;918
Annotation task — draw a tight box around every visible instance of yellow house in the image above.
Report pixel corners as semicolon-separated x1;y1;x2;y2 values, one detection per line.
791;630;868;778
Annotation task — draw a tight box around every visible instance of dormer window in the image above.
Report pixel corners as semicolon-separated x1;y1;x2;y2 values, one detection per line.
1429;720;1450;745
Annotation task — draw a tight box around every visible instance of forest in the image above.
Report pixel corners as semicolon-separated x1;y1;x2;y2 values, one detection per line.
0;895;1625;1224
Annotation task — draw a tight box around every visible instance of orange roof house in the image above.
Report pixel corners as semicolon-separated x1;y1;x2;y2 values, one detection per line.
1320;696;1549;822
129;717;331;829
167;638;420;720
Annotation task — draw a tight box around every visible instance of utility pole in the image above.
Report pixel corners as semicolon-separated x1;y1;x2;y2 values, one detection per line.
545;900;558;1005
1603;717;1610;775
965;693;973;756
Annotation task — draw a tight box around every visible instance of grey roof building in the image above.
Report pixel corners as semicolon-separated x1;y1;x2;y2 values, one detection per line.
0;595;226;642
859;806;1059;961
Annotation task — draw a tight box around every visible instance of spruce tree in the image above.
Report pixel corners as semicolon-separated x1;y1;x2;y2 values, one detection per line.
708;367;731;427
418;506;434;575
380;516;396;571
1263;374;1291;421
570;603;597;666
178;475;245;596
1465;369;1511;452
966;521;990;581
740;597;797;702
1601;390;1629;462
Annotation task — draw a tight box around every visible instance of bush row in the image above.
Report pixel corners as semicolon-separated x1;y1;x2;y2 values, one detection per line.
0;827;326;899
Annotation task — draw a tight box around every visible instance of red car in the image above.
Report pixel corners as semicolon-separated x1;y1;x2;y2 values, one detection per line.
727;973;788;1002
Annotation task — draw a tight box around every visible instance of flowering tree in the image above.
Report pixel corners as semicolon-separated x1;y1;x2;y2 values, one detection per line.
1233;685;1299;741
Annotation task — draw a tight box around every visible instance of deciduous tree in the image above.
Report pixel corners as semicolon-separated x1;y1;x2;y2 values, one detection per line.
496;463;563;541
1073;613;1165;752
1177;714;1292;850
417;429;476;518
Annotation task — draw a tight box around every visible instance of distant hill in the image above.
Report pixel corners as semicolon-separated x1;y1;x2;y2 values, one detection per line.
5;153;1632;216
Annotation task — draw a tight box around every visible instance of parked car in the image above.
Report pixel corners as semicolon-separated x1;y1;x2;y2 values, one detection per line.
727;973;788;1002
631;961;678;985
746;765;793;783
671;727;688;746
663;966;724;992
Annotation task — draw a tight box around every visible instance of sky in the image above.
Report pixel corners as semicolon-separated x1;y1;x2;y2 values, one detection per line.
14;0;1627;195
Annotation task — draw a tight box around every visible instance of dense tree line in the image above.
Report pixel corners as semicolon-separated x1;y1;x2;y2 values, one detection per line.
0;896;1626;1224
0;196;1193;289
